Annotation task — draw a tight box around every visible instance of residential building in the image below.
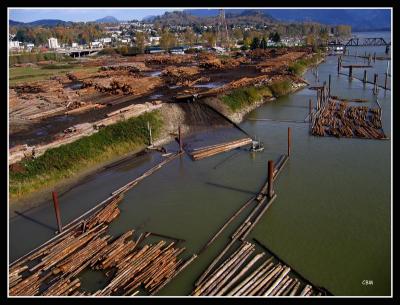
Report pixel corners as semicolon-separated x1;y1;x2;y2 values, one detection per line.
48;37;59;49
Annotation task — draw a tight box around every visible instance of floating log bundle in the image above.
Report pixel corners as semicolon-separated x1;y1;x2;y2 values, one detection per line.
9;190;192;296
192;241;322;296
189;137;252;161
311;100;386;139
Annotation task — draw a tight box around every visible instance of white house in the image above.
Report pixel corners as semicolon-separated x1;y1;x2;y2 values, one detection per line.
91;41;103;48
71;42;78;48
48;37;59;49
149;36;161;45
101;37;112;44
26;43;34;51
9;41;21;49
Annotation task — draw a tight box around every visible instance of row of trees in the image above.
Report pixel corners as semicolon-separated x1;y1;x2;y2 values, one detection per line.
11;24;105;46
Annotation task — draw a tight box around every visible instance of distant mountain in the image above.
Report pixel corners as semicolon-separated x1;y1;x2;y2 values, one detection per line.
142;15;157;22
150;10;276;27
264;9;390;31
95;16;119;23
9;19;72;27
184;9;391;31
9;20;24;26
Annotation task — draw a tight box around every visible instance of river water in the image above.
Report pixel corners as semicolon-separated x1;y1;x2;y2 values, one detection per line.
9;32;391;296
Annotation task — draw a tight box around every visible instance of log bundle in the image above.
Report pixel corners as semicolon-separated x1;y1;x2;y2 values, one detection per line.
192;241;320;296
9;192;191;296
311;100;386;139
189;138;252;161
93;240;188;296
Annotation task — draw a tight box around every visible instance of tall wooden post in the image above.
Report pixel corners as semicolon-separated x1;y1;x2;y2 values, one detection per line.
384;73;388;90
363;70;367;83
373;52;376;62
373;74;378;94
328;74;331;98
349;66;353;79
337;56;340;74
178;125;183;152
52;191;63;234
309;99;312;123
287;127;291;157
267;160;275;198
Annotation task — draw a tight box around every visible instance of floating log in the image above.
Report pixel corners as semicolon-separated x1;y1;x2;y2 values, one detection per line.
198;196;256;255
190;138;252;161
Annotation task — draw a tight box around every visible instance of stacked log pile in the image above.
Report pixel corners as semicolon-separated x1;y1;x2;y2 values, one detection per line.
192;241;320;296
145;54;194;65
9;186;191;296
93;240;187;296
161;66;201;86
311;100;386;139
189;138;252;161
8;194;124;296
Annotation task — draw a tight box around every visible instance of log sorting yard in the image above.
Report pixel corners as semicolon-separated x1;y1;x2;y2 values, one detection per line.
8;31;391;297
9;47;312;158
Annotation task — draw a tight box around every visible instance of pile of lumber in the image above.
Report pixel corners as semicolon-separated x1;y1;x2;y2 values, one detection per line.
311;100;386;139
99;62;149;73
93;239;187;296
189;138;252;161
145;54;193;65
192;241;319;296
9;186;193;296
199;57;223;69
161;66;200;85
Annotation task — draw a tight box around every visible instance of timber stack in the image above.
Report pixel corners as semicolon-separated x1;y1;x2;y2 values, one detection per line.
9;193;189;296
311;100;386;139
192;241;323;296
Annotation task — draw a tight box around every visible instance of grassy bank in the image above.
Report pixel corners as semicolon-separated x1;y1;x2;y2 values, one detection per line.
9;65;99;84
220;79;294;112
9;111;163;199
9;52;73;66
288;52;324;76
220;86;273;112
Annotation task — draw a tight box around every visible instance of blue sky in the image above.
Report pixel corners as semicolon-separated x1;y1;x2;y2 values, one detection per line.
9;8;183;22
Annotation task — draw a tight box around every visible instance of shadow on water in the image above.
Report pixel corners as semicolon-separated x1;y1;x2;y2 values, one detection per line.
13;211;57;232
205;182;257;196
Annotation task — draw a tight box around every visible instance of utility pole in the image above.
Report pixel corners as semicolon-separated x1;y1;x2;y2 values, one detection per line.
217;9;230;49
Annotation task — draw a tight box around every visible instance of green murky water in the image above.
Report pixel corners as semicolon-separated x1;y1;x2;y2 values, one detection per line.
9;32;391;296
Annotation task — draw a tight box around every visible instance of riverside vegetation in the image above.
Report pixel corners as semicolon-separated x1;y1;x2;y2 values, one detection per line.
10;111;163;199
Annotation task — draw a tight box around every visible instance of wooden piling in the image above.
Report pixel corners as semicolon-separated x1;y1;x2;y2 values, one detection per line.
373;52;376;62
267;161;274;198
337;56;340;74
373;74;378;94
287;127;291;157
384;73;388;90
328;75;331;98
309;99;312;124
363;70;367;83
52;191;63;234
349;66;353;79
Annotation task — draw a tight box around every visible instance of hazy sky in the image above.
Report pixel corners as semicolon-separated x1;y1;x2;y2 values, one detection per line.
9;8;184;22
